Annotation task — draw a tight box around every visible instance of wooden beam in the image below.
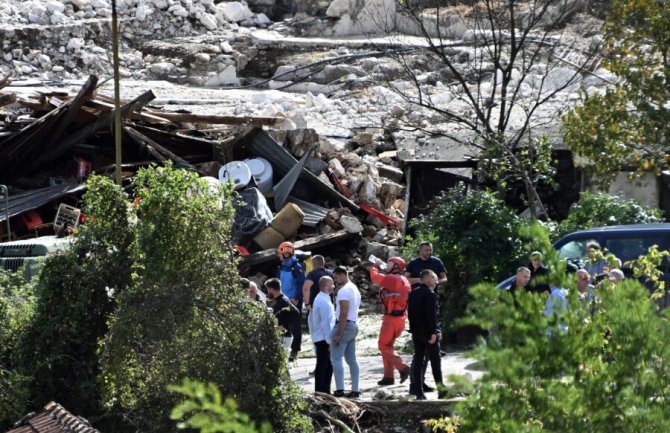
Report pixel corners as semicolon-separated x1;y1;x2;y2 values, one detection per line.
0;93;16;107
142;110;282;127
241;230;355;268
86;99;175;125
41;75;98;152
26;90;156;174
124;126;186;164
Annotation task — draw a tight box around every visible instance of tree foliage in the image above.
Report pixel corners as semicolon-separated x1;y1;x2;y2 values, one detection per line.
169;379;272;433
563;0;670;186
388;0;599;216
405;183;530;332
552;191;663;241
100;165;310;433
451;227;670;433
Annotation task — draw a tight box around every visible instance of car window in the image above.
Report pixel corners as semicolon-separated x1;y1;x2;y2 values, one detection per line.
557;239;596;260
604;236;663;263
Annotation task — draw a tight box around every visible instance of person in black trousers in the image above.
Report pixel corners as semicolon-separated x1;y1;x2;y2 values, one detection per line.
407;269;443;400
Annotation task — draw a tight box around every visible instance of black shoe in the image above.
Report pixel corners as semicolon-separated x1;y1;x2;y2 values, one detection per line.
422;383;434;392
308;370;315;376
415;394;427;400
377;377;395;386
399;367;410;383
333;390;345;397
345;391;360;398
408;385;417;396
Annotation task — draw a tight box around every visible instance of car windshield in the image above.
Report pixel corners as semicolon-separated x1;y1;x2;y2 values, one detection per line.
557;239;596;261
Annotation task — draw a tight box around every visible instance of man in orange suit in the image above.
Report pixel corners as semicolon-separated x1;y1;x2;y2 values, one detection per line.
370;256;411;385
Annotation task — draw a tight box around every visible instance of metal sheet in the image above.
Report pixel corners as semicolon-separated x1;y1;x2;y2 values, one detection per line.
273;143;315;210
288;195;330;227
0;183;85;223
237;128;359;212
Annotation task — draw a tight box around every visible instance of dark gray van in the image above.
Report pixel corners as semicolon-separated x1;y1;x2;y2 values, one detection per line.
499;224;670;305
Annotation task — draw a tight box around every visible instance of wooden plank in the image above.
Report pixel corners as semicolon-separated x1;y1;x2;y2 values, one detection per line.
41;75;98;152
124;126;186;164
0;93;16;107
0;71;12;90
241;230;355;267
25;90;156;174
142;110;282;127
86;99;175;125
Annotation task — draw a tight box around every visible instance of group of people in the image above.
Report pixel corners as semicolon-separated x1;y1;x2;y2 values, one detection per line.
508;241;626;322
241;240;450;400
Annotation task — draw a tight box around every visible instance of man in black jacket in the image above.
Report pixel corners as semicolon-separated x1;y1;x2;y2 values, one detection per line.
407;269;443;400
265;278;301;354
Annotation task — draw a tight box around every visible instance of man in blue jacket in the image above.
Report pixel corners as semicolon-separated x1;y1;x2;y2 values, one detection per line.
277;241;307;361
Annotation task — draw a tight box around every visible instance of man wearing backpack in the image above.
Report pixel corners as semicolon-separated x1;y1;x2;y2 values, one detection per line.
277;242;307;361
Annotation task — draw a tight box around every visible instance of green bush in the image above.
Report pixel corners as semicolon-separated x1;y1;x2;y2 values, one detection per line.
0;270;35;429
552;192;663;241
12;176;134;424
100;164;311;433
452;228;670;433
405;183;531;334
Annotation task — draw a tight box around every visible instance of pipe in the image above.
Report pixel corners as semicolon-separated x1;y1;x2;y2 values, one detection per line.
0;185;9;241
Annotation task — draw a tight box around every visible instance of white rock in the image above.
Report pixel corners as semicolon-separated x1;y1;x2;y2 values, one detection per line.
340;215;364;233
67;38;85;51
199;12;217;30
52;65;65;72
326;0;349;17
216;1;253;22
135;3;153;21
151;0;168;9
90;0;109;8
37;54;51;67
3;53;12;62
70;0;90;8
216;64;239;85
320;138;346;158
195;52;211;63
149;61;176;75
50;11;67;24
170;5;189;17
220;41;234;53
46;1;66;13
254;13;272;26
328;158;346;177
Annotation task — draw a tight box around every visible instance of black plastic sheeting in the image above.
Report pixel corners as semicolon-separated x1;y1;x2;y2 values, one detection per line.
231;187;273;244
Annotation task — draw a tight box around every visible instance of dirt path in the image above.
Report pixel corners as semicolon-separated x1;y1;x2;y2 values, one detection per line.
288;311;483;401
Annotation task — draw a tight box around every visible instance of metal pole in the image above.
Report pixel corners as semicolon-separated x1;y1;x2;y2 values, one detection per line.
111;0;122;185
0;185;9;241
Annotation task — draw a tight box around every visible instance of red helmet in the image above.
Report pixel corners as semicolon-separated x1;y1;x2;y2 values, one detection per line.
388;256;406;272
277;241;295;255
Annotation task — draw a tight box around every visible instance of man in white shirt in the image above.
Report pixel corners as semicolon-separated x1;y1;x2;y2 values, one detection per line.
329;266;362;398
312;275;336;394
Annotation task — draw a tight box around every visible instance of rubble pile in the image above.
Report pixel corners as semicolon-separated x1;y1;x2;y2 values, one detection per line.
0;0;270;82
0;74;407;299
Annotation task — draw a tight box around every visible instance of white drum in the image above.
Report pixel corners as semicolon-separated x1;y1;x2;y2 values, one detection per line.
218;161;251;191
244;157;273;193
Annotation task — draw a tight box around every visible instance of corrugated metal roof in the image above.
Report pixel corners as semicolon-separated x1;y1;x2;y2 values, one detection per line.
236;128;359;212
7;402;101;433
288;195;330;227
0;183;85;223
273;143;315;210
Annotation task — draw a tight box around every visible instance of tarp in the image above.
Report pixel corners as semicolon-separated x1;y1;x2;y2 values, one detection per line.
0;182;85;223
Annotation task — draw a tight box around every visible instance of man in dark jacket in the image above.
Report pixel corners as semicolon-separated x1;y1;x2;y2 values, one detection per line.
407;269;443;400
265;278;301;354
528;251;550;294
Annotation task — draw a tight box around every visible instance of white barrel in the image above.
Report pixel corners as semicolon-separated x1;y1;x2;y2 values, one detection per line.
244;157;273;193
218;161;251;191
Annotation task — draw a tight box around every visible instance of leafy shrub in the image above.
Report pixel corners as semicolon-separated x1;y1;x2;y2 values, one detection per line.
12;176;133;423
0;270;35;429
451;227;670;433
100;164;311;433
170;379;272;433
405;183;530;334
553;192;663;241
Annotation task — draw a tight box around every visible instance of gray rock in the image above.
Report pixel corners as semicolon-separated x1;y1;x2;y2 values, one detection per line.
340;215;364;233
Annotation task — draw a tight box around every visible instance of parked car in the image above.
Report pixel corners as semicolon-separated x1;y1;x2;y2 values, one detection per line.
499;224;670;304
0;235;72;280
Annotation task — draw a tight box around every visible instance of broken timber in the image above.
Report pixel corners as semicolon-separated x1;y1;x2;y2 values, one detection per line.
241;230;354;268
124;126;187;164
143;111;282;127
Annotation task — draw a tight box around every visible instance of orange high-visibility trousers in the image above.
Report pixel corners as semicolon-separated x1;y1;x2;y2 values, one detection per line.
378;315;409;378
